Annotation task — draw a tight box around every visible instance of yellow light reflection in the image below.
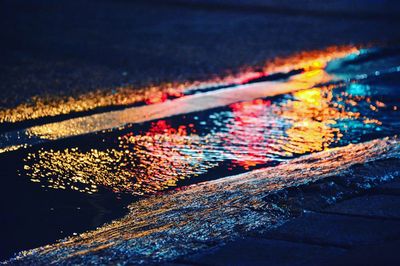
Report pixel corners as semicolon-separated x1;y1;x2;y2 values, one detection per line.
279;87;357;154
24;121;217;195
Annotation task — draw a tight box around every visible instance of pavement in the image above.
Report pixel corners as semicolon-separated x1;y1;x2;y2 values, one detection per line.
182;178;400;266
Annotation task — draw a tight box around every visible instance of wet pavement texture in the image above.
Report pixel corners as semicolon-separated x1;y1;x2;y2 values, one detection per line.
1;0;400;265
185;178;400;266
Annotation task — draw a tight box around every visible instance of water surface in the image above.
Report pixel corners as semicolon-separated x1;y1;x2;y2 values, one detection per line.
1;46;400;262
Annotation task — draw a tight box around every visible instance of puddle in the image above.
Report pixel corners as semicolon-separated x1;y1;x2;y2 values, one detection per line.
1;46;400;261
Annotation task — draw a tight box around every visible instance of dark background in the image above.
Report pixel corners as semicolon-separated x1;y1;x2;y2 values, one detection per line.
1;0;400;107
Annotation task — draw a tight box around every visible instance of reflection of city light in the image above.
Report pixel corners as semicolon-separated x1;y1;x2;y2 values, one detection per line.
293;88;322;106
25;119;216;195
0;84;185;123
280;87;350;153
287;68;333;88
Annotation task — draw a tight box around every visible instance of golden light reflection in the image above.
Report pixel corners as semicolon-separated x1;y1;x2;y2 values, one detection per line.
24;121;217;195
0;144;28;153
263;46;358;73
279;87;347;154
0;84;184;124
